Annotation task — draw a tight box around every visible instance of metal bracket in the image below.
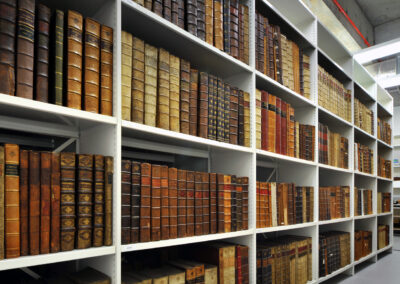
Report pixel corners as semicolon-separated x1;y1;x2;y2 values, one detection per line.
122;149;175;163
20;267;41;280
266;168;276;182
53;138;77;153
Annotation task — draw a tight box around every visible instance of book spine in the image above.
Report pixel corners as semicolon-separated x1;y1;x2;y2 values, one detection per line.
144;44;158;126
244;91;250;147
209;173;217;234
198;72;209;138
281;101;287;155
121;31;133;120
189;68;199;136
180;59;190;134
231;175;237;231
223;174;231;232
0;146;4;259
238;90;244;146
197;0;206;40
19;149;28;256
217;174;224;233
140;163;151;242
229;87;239;144
104;156;113;246
169;54;180;132
160;165;169;240
194;172;203;236
163;0;172;21
177;169;187;238
169;168;178;239
35;4;50;102
54;10;64;105
40;152;51;254
130;161;140;244
29;150;40;255
216;78;225;142
100;25;113;115
186;0;197;36
121;160;131;244
157;48;170;130
207;75;216;140
202;172;210;234
223;0;230;53
261;91;268;150
242;177;248;230
229;0;239;58
151;165;161;241
153;0;163;16
186;170;195;236
50;153;61;252
93;155;105;247
205;0;213;45
213;0;223;50
243;5;249;64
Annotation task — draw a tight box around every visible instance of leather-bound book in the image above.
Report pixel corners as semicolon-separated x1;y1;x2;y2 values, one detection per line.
223;0;230;53
281;101;287;155
177;169;187;238
261;91;268;150
169;54;180;132
93;155;105;247
179;59;190;134
15;0;35;99
153;0;163;17
19;149;28;256
273;26;282;84
186;170;195;236
130;161;140;244
209;172;217;234
177;0;185;29
83;18;101;113
256;181;260;228
189;68;199;136
144;0;152;10
197;0;206;41
35;4;50;102
238;90;244;146
229;0;239;58
160;165;169;240
66;10;83;109
0;146;4;259
205;0;213;45
242;177;248;229
186;0;197;36
255;89;261;149
100;25;113;116
104;156;113;246
168;167;178;239
194;172;203;236
52;9;64;105
202;172;210;234
163;0;172;21
50;153;61;252
230;175;237;231
77;154;93;249
69;267;111;284
198;72;208;138
40;152;51;254
216;78;225;142
157;48;170;130
275;98;281;154
121;31;132;121
267;23;274;78
267;94;276;153
243;5;249;64
217;174;224;233
236;177;242;231
0;0;16;96
5;144;19;258
29;150;40;255
169;260;196;284
207;74;216;140
229;87;239;144
205;264;218;284
144;44;158;126
151;165;161;241
288;106;295;157
224;82;231;143
140;163;151;242
213;0;223;50
171;0;179;26
238;4;244;62
292;42;300;94
223;174;231;232
121;160;131;244
255;14;262;72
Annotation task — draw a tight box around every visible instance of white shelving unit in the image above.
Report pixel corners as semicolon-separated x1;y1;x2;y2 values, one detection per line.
0;0;393;283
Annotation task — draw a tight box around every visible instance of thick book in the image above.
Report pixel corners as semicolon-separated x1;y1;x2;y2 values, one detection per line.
261;91;268;150
255;89;261;149
144;44;158;126
242;177;249;229
163;0;172;21
224;83;230;142
104;156;113;246
194;172;203;236
19;150;28;256
231;175;237;231
216;78;225;142
121;160;131;244
275;98;281;154
244;92;250;147
238;90;244;145
169;167;178;239
205;0;213;45
0;146;4;259
189;68;199;136
207;75;216;140
213;0;223;50
169;54;180;132
197;0;206;40
229;87;239;144
281;101;287;155
223;175;232;232
179;59;190;134
157;48;170;130
100;25;113;116
121;31;132;120
217;174;224;233
93;155;105;247
229;0;239;58
140;163;151;242
198;72;208;138
160;165;169;240
177;169;187;238
186;0;197;36
202;172;210;234
40;152;51;254
29;150;40;255
209;172;217;234
53;9;64;105
151;165;161;241
223;0;230;53
35;4;50;102
50;153;61;254
267;94;276;153
130;161;140;244
186;170;195;237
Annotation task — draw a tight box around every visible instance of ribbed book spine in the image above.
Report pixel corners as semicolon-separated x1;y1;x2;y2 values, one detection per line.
224;83;230;143
140;163;151;242
130;161;141;244
194;172;203;236
93;155;105;247
216;78;224;142
19;149;28;256
186;0;197;36
168;168;178;239
53;10;64;105
207;75;216;140
209;173;217;234
189;68;199;136
157;48;170;130
169;54;180;132
186;170;195;236
104;156;113;246
202;172;210;234
205;0;213;45
131;37;145;123
100;25;113;116
197;0;206;40
151;165;161;241
180;59;190;134
121;31;132;121
0;146;4;259
177;169;187;238
160;165;169;240
223;0;230;53
50;153;60;252
229;0;239;58
229;87;239;144
40;152;51;254
35;4;50;102
29;150;39;255
198;72;208;138
213;0;223;50
121;160;131;244
144;44;158;126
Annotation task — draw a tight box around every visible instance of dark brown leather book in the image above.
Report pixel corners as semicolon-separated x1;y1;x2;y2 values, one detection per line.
52;9;64;105
157;48;170;130
35;4;50;102
194;172;203;236
160;165;169;240
229;87;239;144
189;68;199;136
177;0;185;29
130;161;140;244
140;163;151;243
177;169;187;238
66;10;83;109
217;173;224;233
163;0;172;21
153;0;163;16
186;170;195;237
169;167;178;239
60;152;76;251
0;146;4;259
93;155;105;247
230;175;236;231
104;156;113;246
28;150;39;255
197;0;206;40
213;0;223;50
223;0;230;53
198;72;208;138
209;173;217;234
151;165;161;241
238;4;244;62
236;177;242;231
51;153;61;252
216;78;225;142
171;0;179;26
40;152;51;254
229;0;239;58
207;74;216;140
180;59;190;134
15;0;35;99
131;36;145;123
100;25;113;116
186;0;197;36
0;0;16;96
19;149;28;256
121;160;131;244
242;177;248;230
224;82;230;143
84;18;101;113
202;172;210;234
238;90;244;146
275;98;281;154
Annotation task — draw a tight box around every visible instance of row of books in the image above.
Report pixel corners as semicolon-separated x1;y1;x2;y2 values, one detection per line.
318;123;349;169
377;118;392;145
378;156;392;179
318;66;352;122
319;186;350;221
0;1;114;115
256;236;312;284
0;144;113;260
377;192;391;213
121;32;250;147
354;98;374;135
255;89;315;161
354;188;373;216
255;12;311;99
319;231;351;277
354;142;374;174
131;0;250;65
354;230;372;261
378;224;390;250
121;160;249;244
256;183;314;228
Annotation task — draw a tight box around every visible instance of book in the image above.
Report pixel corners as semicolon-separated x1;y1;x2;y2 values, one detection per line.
177;169;187;238
186;170;195;237
130;161;141;244
35;4;50;102
100;25;113;116
121;160;131;244
197;0;206;41
130;39;145;121
179;59;190;134
202;172;210;234
121;31;132;120
151;165;161;241
40;152;51;253
205;0;213;45
198;72;208;138
29;150;40;255
140;163;151;242
144;43;158;126
189;68;199;136
169;54;180;132
255;89;262;149
160;165;169;240
213;0;223;50
157;48;170;130
0;146;4;259
229;87;238;144
377;117;392;145
169;167;178;239
18;150;28;256
93;155;105;247
186;0;197;36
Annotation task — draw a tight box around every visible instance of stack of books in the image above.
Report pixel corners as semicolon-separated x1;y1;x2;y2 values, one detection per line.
319;231;351;277
319;186;350;221
354;98;374;135
318;123;349;169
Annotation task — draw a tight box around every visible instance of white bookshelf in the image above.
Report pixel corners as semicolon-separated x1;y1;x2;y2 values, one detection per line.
0;0;393;283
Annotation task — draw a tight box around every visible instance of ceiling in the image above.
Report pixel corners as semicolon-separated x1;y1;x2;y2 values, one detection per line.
356;0;400;26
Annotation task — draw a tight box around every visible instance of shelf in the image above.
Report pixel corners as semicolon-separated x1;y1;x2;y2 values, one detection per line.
377;176;393;182
122;230;254;252
318;106;352;128
318;263;353;283
376;245;392;254
354;214;376;220
354;125;375;141
256;149;316;166
355;171;376;179
377;212;393;217
0;246;116;271
318;163;352;174
319;217;353;225
256;222;317;234
377;139;393;149
353;253;376;266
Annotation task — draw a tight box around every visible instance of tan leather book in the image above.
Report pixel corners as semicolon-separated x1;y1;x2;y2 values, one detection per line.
163;266;185;284
243;91;250;147
213;0;223;50
121;31;133;120
255;89;262;149
223;174;231;232
0;146;4;259
19;149;28;256
267;94;276;153
93;155;105;247
170;54;180;132
169;260;196;284
100;25;113;116
205;0;213;45
189;68;199;136
104;156;113;246
186;170;195;237
144;44;158;126
180;59;190;134
131;37;145;123
157;48;170;130
40;152;52;254
205;264;218;284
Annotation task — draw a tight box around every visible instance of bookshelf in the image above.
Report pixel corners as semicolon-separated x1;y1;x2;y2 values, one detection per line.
0;0;393;283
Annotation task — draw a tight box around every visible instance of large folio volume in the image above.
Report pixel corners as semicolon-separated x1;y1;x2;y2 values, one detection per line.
144;44;158;126
40;152;51;254
35;4;50;102
29;150;39;255
93;155;105;247
121;160;131;244
100;25;113;116
140;163;151;242
53;10;64;105
179;59;190;134
50;153;61;252
19;150;28;256
121;31;132;121
104;156;113;246
0;146;4;259
131;37;145;123
130;161;140;244
169;54;180;132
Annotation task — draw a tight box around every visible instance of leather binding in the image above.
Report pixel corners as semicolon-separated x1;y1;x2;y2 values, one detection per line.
77;154;93;249
255;89;261;149
140;163;151;243
238;4;244;62
288;106;295;157
223;0;230;53
50;153;61;253
209;172;217;234
144;0;152;10
144;43;158;126
229;87;239;145
281;101;287;155
177;0;185;29
186;170;195;237
207;74;216;140
177;169;187;238
169;260;196;284
19;150;28;256
198;72;208;138
202;172;210;234
121;160;131;244
168;167;178;239
35;4;50;102
236;177;242;231
171;0;179;26
216;78;225;142
100;25;113;116
267;23;274;78
223;174;231;232
160;165;169;240
130;161;140;244
93;155;105;247
151;165;161;241
261;91;268;150
40;152;51;254
229;0;239;58
153;0;163;17
163;0;172;21
104;156;113;246
292;42;300;94
275;98;281;154
28;150;39;255
205;0;213;45
66;10;83;109
238;90;244;146
243;91;250;147
267;94;276;153
121;31;132;121
273;26;282;84
0;146;4;259
205;264;218;284
53;10;64;105
213;0;223;50
197;0;206;41
189;68;199;136
169;54;180;132
255;13;263;73
69;267;111;284
243;5;249;64
217;174;224;233
186;0;197;36
262;16;268;75
230;175;236;231
179;59;190;134
0;0;16;96
15;0;35;99
256;181;260;228
83;18;101;113
194;172;203;236
157;48;170;130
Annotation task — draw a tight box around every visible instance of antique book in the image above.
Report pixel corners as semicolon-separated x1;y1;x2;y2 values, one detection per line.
238;90;244;145
140;163;151;242
229;87;239;144
229;0;239;58
230;175;237;231
169;260;196;284
163;0;172;21
213;0;223;50
216;78;225;142
198;72;208;138
186;170;195;237
93;155;105;247
169;54;180;132
177;0;185;29
69;267;111;284
243;5;249;64
177;169;187;238
186;0;197;36
202;172;210;234
189;68;199;136
223;0;230;53
255;89;261;149
267;94;276;153
0;0;16;96
223;175;232;232
261;91;268;150
121;31;132;120
0;146;4;259
205;264;218;284
205;0;213;45
121;160;131;244
160;165;169;240
104;156;113;246
281;101;287;155
19;150;28;256
66;10;83;109
223;83;230;143
217;174;224;233
288;106;295;157
179;59;190;134
275;98;281;154
29;150;40;255
40;152;51;254
171;0;179;26
50;153;61;252
238;4;244;62
197;0;206;40
130;161;140;244
207;75;216;140
151;165;161;241
194;172;203;236
242;177;249;229
244;91;250;147
209;172;217;234
153;0;163;16
169;167;178;239
100;25;113;116
16;0;35;99
157;48;170;130
53;9;64;105
35;4;50;102
144;43;158;126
